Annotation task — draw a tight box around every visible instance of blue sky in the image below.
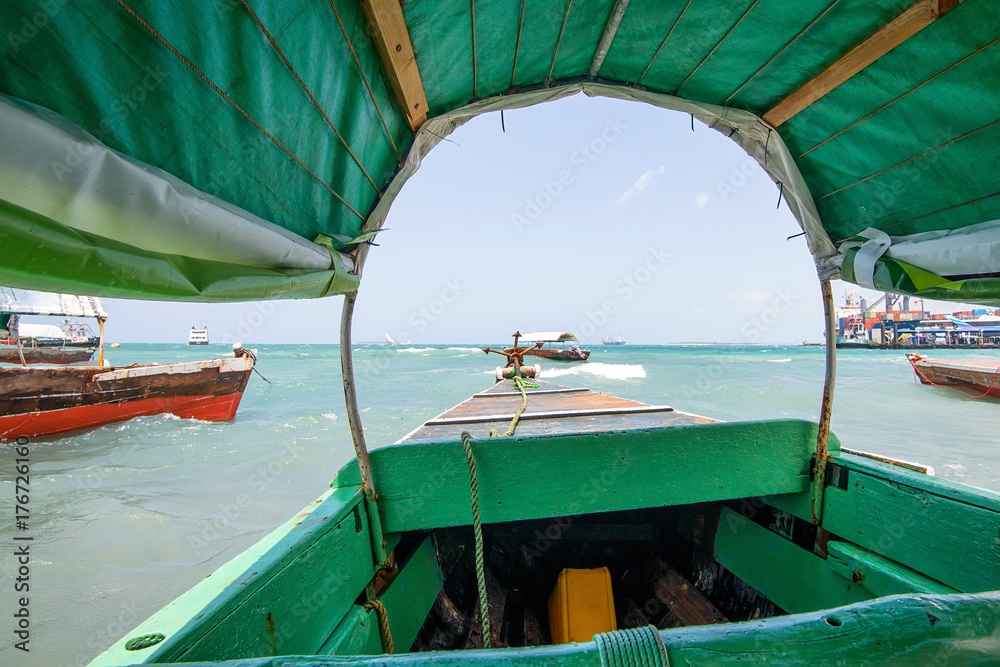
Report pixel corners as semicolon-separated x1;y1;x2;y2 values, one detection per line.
83;93;967;344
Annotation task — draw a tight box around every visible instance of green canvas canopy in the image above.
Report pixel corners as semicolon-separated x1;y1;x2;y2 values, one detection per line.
1;0;998;303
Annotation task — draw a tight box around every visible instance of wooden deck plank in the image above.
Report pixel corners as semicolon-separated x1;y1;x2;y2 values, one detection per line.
426;405;676;426
401;411;714;444
441;391;651;419
400;379;707;443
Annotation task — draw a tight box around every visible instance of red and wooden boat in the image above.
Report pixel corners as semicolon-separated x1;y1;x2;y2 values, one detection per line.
906;353;1000;399
0;351;256;440
1;287;257;439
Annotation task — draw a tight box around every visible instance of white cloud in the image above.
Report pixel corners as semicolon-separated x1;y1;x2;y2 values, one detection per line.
616;166;665;205
694;192;709;208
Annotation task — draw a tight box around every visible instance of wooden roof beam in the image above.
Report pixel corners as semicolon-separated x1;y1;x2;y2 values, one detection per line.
763;0;962;128
358;0;428;131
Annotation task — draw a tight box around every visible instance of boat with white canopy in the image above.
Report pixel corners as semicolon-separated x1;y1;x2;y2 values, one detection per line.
0;288;103;365
518;331;591;361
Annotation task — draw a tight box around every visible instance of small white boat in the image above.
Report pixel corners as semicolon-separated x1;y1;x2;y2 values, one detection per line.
188;325;209;345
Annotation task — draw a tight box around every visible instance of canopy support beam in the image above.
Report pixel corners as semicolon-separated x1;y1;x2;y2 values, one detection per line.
16;338;27;367
340;291;387;565
764;0;962;128
812;278;837;524
98;317;106;367
588;0;631;80
358;0;429;131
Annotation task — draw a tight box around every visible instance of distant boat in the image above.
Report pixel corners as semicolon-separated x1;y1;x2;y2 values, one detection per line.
189;325;209;345
1;305;96;364
384;333;397;345
10;320;101;348
907;354;1000;400
602;333;626;345
55;320;101;347
520;331;590;361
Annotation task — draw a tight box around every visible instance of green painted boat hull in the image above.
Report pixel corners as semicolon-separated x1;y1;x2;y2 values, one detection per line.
88;418;1000;666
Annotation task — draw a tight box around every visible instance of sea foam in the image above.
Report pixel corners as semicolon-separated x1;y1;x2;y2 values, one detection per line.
540;362;646;381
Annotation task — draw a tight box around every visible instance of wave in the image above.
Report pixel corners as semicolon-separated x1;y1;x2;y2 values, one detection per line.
766;358;793;363
397;347;435;353
540;362;646;381
448;347;481;352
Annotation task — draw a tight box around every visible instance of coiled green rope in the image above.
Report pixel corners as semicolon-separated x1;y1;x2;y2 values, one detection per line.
595;625;670;666
461;430;491;648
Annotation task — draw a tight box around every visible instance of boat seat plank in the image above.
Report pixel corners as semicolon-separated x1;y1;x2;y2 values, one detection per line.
825;541;956;598
334;419;821;534
716;508;874;615
822;454;1000;593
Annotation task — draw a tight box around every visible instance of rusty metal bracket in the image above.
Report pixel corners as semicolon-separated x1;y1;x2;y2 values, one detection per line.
482;331;543;378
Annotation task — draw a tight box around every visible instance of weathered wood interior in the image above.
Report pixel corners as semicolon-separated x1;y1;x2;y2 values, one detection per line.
87;380;1000;665
411;503;781;652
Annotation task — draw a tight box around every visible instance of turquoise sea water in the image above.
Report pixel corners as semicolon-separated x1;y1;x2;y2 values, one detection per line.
4;342;1000;665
